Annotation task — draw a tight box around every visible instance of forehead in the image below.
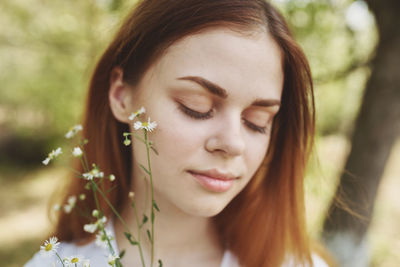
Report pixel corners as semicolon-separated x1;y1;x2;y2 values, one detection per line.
141;27;284;102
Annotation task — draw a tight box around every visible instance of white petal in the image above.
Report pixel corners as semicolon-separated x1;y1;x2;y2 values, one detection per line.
83;223;98;233
82;173;93;180
133;121;143;130
65;131;74;139
67;195;77;206
54;147;62;156
42;158;51;165
83;259;91;267
128;113;136;121
63;204;72;213
72;147;83;157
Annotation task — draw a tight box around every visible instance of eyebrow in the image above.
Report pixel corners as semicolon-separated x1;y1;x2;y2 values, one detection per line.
177;76;280;107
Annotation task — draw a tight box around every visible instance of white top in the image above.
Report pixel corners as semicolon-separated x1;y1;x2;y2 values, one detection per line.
24;220;327;267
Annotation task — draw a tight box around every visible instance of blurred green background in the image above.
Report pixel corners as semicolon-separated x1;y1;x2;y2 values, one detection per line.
0;0;398;266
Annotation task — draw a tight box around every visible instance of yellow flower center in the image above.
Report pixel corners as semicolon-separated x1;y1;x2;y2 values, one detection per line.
71;257;79;263
45;243;52;251
142;122;148;127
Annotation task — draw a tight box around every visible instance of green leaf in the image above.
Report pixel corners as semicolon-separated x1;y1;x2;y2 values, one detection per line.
146;229;152;242
119;249;126;259
150;146;159;155
105;184;118;194
153;200;160;212
124;232;138;245
142;214;148;224
139;164;150;175
158;259;163;267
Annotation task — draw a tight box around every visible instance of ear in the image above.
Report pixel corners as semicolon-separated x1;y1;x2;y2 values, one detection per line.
109;67;134;123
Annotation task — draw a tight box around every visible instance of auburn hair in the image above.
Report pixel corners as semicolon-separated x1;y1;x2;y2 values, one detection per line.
51;0;325;266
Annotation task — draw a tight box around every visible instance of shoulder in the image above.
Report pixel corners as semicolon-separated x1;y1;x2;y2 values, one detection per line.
311;253;329;267
220;250;241;267
220;251;329;267
282;253;330;267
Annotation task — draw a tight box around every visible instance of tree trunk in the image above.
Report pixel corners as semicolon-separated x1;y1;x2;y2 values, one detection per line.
321;1;400;266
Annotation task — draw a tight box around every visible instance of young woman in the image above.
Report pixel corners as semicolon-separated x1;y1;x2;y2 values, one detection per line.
25;0;334;266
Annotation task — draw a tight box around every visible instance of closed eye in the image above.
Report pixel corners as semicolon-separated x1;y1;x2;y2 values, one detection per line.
177;103;268;134
178;103;213;120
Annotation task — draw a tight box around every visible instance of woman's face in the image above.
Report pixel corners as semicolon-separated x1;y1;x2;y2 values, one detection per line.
127;27;283;217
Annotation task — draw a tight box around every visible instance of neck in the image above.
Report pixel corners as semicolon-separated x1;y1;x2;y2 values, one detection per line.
113;175;224;266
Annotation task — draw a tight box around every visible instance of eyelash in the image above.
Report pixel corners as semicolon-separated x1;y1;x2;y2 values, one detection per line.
178;104;268;134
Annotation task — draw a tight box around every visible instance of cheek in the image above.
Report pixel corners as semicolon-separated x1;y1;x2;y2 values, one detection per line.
150;112;204;165
245;137;270;177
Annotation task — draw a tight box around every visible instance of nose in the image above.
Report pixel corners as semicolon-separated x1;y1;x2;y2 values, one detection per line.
204;112;246;157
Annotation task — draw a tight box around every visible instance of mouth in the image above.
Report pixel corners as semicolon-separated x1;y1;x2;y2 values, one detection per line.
187;169;238;193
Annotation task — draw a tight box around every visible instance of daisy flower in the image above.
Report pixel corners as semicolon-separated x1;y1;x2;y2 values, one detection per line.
95;229;114;249
72;147;83;157
82;165;104;180
82;259;91;267
63;195;77;214
65;124;83;139
83;223;98;234
83;216;107;234
40;236;60;257
128;106;146;120
108;253;120;266
63;255;86;267
42;147;62;165
133;117;157;132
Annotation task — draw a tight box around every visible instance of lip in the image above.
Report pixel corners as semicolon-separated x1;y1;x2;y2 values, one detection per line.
187;169;238;193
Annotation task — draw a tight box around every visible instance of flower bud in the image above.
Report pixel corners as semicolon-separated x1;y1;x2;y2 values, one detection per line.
53;204;61;211
92;209;99;218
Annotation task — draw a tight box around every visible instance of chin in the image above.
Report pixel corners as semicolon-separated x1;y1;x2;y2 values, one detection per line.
179;198;231;218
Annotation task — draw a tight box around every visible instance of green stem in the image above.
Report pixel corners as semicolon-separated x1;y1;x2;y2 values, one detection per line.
79;138;90;171
90;181;131;233
91;181;145;267
76;145;89;172
133;133;146;143
55;252;65;267
144;130;155;267
100;227;120;266
132;200;146;267
79;157;89;173
91;183;122;267
92;183;102;217
63;165;82;176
